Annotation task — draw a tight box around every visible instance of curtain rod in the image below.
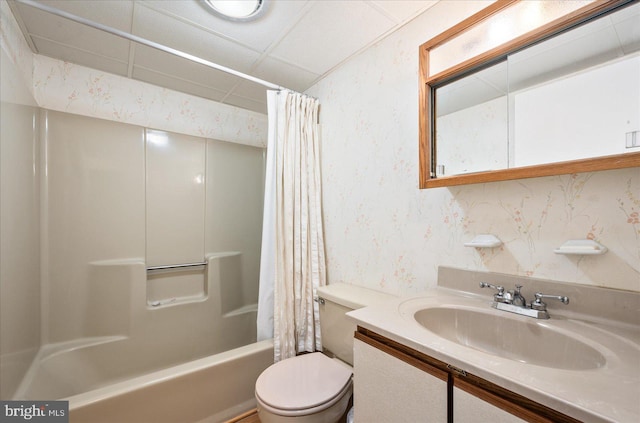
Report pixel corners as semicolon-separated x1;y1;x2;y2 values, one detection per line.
16;0;286;91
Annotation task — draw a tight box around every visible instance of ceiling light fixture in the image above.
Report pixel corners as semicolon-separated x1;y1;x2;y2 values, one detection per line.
203;0;266;21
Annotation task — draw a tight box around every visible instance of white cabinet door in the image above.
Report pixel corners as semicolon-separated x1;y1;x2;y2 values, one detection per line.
354;339;448;422
454;386;527;423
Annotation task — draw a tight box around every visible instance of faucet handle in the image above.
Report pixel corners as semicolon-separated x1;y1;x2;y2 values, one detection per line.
531;292;569;310
479;282;504;295
479;282;506;303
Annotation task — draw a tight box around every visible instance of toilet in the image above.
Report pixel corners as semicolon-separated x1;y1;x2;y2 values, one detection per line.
255;283;394;423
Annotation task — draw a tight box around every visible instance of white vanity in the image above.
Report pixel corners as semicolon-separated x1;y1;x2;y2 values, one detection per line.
348;267;640;422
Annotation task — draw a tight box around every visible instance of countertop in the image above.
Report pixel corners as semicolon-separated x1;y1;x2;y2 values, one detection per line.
347;286;640;422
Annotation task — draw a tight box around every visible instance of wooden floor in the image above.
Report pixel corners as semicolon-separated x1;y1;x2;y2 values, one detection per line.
225;408;261;423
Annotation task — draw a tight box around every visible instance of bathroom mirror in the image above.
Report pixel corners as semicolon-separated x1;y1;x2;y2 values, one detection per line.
419;0;640;188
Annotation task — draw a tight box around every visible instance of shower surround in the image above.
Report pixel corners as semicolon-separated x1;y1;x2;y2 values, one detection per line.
2;4;270;418
2;106;267;419
37;109;264;346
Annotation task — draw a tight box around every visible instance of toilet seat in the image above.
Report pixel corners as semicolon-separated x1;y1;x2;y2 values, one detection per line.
255;352;352;417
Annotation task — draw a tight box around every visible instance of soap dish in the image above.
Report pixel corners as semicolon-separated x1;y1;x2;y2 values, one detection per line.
554;240;607;255
464;234;502;248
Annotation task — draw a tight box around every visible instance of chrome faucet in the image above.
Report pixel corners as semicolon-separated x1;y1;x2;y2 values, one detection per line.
506;284;526;307
479;282;569;319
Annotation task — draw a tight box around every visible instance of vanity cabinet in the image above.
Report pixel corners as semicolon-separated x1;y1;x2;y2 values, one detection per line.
354;327;579;423
454;383;526;423
353;338;448;421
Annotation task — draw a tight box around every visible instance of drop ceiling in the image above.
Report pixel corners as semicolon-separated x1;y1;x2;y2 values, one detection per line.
8;0;439;114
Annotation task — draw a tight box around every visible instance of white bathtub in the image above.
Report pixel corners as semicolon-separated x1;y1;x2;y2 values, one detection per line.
67;340;273;423
10;255;273;422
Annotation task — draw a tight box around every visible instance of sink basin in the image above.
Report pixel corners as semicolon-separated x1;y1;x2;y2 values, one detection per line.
414;306;606;370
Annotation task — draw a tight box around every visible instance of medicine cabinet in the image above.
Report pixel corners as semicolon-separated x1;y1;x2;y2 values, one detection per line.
419;0;640;188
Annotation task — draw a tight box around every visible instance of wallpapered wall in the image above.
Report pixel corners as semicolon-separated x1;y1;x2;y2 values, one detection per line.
32;56;267;148
3;1;638;295
306;0;640;295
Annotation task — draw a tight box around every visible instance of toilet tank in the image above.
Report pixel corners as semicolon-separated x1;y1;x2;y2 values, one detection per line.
317;283;395;366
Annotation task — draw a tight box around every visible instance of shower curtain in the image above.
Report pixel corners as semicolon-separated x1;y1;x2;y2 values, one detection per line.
257;90;326;362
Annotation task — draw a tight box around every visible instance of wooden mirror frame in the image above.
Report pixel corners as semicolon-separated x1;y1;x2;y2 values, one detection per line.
418;0;640;189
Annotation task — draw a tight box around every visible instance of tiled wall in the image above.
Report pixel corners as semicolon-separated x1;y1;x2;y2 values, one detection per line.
306;0;640;295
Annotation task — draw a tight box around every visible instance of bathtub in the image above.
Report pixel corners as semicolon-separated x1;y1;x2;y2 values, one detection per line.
10;255;273;422
65;340;273;423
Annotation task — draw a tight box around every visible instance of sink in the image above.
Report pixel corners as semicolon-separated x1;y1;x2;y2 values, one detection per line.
414;306;606;370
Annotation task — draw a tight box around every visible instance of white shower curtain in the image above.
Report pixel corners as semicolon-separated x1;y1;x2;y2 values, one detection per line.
257;90;326;362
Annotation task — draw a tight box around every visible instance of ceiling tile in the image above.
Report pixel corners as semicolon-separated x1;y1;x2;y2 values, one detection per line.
132;66;229;103
140;0;310;53
509;26;623;91
220;91;267;114
14;2;130;61
611;7;640;54
28;0;134;30
270;0;396;75
227;78;269;103
249;56;321;92
132;44;242;92
437;62;507;117
133;2;262;72
31;37;129;77
371;1;439;22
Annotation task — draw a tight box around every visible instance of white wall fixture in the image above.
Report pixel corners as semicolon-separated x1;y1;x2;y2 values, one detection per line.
464;234;502;248
554;240;608;255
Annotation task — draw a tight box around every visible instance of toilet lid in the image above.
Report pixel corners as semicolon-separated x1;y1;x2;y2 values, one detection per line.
255;352;352;411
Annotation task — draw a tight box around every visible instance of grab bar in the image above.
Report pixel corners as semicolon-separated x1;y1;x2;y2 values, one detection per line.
146;262;207;272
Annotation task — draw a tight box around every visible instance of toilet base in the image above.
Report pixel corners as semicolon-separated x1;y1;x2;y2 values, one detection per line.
256;390;352;423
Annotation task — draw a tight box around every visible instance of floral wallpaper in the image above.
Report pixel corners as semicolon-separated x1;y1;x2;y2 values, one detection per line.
437;97;508;175
1;0;34;99
32;56;267;148
306;1;640;295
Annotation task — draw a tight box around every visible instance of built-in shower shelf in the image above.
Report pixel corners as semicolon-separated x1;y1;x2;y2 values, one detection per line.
146;262;208;308
147;294;207;309
146;262;207;273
